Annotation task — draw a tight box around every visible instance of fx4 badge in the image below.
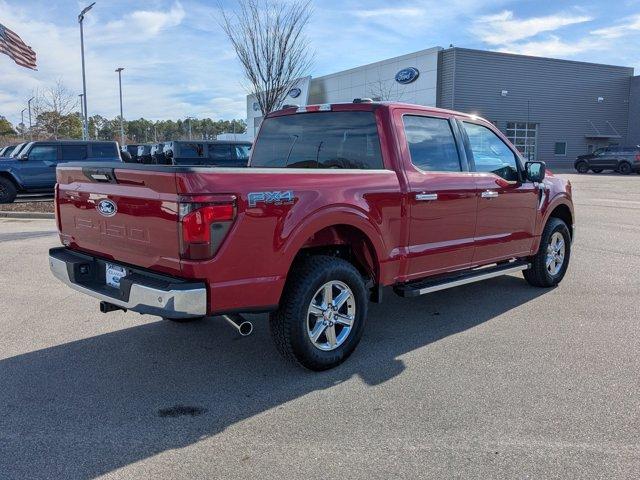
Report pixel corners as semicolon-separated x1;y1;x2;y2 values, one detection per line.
248;191;295;208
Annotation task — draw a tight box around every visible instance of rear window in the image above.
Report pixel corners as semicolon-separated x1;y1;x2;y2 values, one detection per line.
91;143;117;159
251;111;384;169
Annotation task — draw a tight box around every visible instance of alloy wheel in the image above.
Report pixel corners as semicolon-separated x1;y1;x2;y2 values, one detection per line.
307;280;356;351
545;232;566;276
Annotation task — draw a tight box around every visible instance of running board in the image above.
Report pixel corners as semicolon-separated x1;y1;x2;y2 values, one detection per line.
394;261;530;298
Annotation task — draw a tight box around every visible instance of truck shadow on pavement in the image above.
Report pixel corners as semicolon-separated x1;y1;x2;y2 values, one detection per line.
1;276;548;479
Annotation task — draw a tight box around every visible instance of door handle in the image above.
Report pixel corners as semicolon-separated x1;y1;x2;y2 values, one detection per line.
481;190;499;199
415;193;438;201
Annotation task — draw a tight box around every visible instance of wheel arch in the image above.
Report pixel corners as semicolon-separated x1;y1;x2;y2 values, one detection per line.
280;209;386;300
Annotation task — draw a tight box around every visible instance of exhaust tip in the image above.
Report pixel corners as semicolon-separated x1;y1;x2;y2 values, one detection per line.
239;321;253;336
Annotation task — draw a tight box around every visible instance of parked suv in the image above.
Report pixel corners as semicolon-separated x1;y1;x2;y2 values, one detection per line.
50;101;574;370
150;143;167;164
162;140;251;167
121;144;141;163
0;140;120;203
574;146;640;174
0;145;17;157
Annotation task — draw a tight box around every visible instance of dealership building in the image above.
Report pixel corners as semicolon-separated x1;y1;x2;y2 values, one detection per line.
247;46;640;167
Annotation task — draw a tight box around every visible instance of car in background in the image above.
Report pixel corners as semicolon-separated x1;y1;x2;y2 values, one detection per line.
2;142;28;159
574;146;640;174
0;145;17;157
162;140;251;167
150;143;167;164
0;140;121;203
136;144;153;164
121;144;141;163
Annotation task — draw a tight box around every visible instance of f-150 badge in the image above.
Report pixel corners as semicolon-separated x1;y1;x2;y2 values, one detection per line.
248;191;295;208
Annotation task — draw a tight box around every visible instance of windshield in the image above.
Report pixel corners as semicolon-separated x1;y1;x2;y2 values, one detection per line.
250;111;383;169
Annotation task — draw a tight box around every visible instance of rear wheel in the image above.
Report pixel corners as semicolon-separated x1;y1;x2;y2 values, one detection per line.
270;255;367;371
618;162;632;175
0;177;17;204
524;218;571;287
575;161;589;174
591;168;603;173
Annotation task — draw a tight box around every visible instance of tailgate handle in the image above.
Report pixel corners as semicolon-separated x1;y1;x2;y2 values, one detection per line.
83;167;117;184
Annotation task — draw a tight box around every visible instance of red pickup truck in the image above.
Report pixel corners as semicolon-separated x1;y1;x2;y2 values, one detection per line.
49;101;574;370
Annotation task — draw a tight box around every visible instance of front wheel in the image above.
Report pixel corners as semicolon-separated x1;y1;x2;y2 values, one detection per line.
270;255;368;371
0;177;17;204
575;161;589;173
524;218;571;287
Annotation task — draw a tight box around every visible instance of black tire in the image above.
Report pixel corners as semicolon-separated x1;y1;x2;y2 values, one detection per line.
523;217;571;288
575;161;589;174
591;168;603;173
164;316;204;323
269;255;368;371
0;177;17;204
618;162;632;175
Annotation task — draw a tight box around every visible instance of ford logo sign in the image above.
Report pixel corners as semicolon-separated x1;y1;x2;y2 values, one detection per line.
97;199;117;217
395;67;420;84
288;87;302;98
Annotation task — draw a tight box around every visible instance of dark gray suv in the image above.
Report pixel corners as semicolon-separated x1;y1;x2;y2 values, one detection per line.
574;146;640;174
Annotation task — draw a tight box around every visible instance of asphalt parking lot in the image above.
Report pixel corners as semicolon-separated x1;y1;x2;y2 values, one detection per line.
1;173;639;479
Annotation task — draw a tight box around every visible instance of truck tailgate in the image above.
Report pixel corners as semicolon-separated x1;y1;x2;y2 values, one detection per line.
56;165;182;275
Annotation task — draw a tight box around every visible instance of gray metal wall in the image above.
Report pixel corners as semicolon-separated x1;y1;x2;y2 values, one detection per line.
628;76;640;146
437;48;634;166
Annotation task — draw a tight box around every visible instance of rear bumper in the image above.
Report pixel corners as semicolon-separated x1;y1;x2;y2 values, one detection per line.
49;247;207;319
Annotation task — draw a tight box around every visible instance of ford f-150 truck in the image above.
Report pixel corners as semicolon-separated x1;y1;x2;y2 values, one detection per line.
49;101;574;371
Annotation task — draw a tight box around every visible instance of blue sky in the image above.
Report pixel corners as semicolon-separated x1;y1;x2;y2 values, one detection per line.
1;0;639;126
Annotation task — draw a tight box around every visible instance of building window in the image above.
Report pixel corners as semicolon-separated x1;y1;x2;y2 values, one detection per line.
554;142;567;156
506;122;537;160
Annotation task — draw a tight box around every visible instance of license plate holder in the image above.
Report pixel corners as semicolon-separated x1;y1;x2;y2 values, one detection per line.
105;263;127;289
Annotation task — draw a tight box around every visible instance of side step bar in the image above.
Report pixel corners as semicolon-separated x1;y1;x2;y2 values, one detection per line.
394;261;530;298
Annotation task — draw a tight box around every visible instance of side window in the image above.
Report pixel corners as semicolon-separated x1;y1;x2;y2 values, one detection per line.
464;122;519;181
234;144;251;161
180;143;204;158
403;115;461;172
91;144;117;159
208;144;232;161
61;145;88;161
28;145;57;162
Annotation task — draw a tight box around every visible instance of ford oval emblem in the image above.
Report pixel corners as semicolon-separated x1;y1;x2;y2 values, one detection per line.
288;87;302;98
97;199;117;217
395;67;420;84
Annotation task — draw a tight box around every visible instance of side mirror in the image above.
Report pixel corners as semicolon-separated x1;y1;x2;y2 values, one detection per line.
525;161;546;183
19;154;28;161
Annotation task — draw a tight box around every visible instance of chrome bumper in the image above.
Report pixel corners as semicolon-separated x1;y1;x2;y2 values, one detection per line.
49;248;207;319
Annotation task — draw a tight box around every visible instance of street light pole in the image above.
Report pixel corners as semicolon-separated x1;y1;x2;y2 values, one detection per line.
78;94;85;139
79;2;95;140
115;67;125;146
20;108;26;139
27;97;34;141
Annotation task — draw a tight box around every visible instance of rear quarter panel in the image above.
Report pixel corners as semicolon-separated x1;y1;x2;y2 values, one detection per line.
176;168;404;313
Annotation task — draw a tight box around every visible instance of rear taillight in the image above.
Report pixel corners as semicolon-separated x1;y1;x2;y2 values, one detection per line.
179;202;236;260
635;153;640;162
54;184;61;232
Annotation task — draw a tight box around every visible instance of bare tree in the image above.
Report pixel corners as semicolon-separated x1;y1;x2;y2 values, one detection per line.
220;0;313;116
31;80;79;139
368;78;395;102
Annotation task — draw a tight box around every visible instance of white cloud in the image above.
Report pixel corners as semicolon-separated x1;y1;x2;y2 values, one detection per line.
591;14;640;38
474;10;592;45
495;35;604;58
354;7;426;19
105;2;186;40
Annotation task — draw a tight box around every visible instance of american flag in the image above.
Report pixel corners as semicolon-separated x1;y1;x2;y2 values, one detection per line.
0;23;37;70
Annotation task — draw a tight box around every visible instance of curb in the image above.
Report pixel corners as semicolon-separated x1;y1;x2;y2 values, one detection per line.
0;211;55;219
